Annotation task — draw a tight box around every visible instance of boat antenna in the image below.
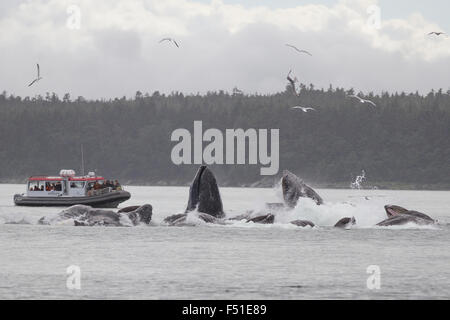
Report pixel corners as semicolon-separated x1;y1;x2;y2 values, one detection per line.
80;144;85;176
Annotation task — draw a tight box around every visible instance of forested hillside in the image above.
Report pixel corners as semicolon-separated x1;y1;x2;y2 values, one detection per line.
0;86;449;189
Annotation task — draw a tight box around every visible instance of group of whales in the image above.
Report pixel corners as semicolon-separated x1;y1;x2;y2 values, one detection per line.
38;166;436;228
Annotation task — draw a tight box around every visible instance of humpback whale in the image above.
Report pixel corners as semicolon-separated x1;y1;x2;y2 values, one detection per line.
163;166;435;230
229;213;314;227
118;206;141;213
225;172;323;225
281;170;323;207
334;217;356;229
227;202;286;224
186;165;224;218
290;220;315;228
232;171;324;225
383;205;434;222
246;214;275;224
38;204;153;226
126;204;153;225
163;212;222;226
164;166;225;226
165;166;318;226
227;207;315;227
376;205;435;226
376;215;431;227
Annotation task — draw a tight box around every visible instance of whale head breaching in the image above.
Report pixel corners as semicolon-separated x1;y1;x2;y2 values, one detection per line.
226;172;324;226
376;205;435;226
334;217;356;229
281;170;323;207
186;165;224;218
164;166;224;226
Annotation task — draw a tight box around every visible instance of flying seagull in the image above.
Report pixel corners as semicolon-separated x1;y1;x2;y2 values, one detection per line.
286;70;299;96
159;37;179;47
348;95;376;107
428;31;446;36
285;44;312;56
292;106;316;112
28;63;42;87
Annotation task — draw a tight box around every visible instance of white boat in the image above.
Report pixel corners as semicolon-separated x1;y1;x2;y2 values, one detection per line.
13;170;131;208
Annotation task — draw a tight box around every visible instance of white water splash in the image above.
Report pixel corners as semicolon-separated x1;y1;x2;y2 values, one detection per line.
350;170;366;189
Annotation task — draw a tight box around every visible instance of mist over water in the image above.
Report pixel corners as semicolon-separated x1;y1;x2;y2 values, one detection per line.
0;184;449;299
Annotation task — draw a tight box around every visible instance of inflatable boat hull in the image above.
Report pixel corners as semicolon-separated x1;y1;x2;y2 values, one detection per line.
13;191;131;208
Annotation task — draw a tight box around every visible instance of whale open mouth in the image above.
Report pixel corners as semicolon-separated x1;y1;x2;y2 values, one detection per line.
384;205;408;218
386;207;397;218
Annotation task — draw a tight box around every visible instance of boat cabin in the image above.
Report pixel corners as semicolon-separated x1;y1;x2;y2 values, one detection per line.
26;170;106;198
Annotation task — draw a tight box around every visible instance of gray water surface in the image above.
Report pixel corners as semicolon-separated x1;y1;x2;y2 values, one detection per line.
0;185;449;299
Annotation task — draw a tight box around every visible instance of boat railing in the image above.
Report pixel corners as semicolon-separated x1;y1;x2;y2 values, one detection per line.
86;187;117;197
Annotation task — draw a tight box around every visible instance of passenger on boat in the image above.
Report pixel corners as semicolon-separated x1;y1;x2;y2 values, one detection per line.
94;181;102;190
86;182;94;196
114;180;122;191
106;180;115;189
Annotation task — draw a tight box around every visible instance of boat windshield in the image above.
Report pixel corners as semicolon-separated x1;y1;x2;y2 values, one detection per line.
29;181;44;192
45;181;62;192
70;181;85;189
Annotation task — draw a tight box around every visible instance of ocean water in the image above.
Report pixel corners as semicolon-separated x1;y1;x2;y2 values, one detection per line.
0;184;449;299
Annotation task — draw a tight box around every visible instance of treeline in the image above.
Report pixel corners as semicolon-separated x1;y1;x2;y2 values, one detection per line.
0;85;449;189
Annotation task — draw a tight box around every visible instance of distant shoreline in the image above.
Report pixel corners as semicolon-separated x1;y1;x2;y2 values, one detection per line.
2;178;449;191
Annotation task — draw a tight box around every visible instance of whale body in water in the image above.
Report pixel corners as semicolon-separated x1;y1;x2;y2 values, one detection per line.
39;204;153;226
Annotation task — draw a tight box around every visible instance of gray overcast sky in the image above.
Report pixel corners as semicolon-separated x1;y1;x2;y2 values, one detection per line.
207;0;450;30
0;0;449;99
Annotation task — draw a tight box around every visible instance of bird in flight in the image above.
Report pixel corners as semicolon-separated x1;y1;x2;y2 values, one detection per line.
292;106;316;112
285;44;312;56
28;63;42;87
428;31;446;37
348;95;376;107
159;38;179;47
286;70;299;96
